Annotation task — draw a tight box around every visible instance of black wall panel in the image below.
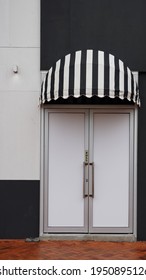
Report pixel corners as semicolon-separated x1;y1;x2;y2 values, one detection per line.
41;0;146;240
137;73;146;241
41;0;70;69
41;0;146;71
0;181;40;239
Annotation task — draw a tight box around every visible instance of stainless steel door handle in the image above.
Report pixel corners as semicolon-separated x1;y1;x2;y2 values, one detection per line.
89;162;94;198
83;162;88;198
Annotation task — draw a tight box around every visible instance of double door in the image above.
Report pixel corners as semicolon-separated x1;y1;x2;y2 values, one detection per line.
44;108;134;233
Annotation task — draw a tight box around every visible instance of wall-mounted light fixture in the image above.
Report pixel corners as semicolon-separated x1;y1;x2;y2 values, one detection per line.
13;65;18;74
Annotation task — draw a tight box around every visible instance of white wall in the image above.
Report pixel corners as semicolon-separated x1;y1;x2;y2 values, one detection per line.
0;0;40;180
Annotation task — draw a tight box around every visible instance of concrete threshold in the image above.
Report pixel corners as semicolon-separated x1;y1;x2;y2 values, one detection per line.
40;234;136;242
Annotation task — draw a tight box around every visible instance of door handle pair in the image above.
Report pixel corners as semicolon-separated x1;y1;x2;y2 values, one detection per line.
83;162;94;198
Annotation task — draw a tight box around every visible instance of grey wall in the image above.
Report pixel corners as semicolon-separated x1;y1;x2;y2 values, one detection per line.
0;0;40;239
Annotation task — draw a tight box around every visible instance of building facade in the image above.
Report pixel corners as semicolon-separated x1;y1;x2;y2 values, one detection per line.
0;0;146;241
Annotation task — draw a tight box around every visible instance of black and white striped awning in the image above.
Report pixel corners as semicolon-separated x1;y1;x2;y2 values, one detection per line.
41;49;140;105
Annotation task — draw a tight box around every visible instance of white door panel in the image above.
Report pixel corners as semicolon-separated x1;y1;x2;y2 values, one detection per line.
45;112;87;231
91;113;129;229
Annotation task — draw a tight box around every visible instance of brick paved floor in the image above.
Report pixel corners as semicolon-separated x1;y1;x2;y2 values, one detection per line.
0;240;146;259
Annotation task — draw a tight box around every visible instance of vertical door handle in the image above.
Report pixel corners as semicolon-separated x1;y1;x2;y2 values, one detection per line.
89;162;94;198
83;162;88;198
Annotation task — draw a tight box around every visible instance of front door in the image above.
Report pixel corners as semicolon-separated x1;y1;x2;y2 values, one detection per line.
43;108;134;234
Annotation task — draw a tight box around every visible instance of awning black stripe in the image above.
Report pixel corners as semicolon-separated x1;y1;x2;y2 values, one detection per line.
50;64;56;100
131;72;134;102
92;50;98;95
124;65;128;99
80;50;87;95
115;57;120;96
44;72;48;102
104;52;110;97
69;52;75;96
58;56;65;98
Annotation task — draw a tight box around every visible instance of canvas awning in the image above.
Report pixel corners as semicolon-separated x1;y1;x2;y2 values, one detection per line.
41;49;140;105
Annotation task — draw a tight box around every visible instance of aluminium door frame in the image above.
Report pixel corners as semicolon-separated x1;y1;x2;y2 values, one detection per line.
40;105;137;238
89;108;135;233
43;108;89;233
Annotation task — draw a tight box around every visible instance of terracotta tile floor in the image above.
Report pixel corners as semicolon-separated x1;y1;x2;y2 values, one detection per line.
0;240;146;259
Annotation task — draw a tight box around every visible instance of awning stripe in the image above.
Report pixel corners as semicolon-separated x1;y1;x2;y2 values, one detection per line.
80;50;87;95
50;64;55;100
98;51;104;98
124;65;128;99
47;67;52;101
41;49;140;105
131;73;134;102
86;49;93;97
119;60;124;99
54;59;61;100
133;76;137;104
92;50;98;95
69;52;75;96
104;52;110;97
115;57;120;97
74;50;81;98
127;67;131;100
63;54;70;99
44;72;48;102
59;56;65;98
109;54;115;98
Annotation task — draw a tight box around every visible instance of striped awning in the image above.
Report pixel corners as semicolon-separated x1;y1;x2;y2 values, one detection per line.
41;49;140;105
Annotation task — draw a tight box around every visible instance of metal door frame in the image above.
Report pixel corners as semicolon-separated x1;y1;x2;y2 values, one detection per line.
40;105;137;238
43;108;89;233
89;108;135;233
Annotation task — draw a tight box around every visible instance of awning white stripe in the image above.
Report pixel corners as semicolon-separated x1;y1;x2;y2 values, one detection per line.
98;50;104;98
86;49;93;97
63;54;70;99
42;75;46;102
133;74;137;103
47;67;52;101
127;67;132;101
109;54;115;98
119;59;124;99
74;51;81;98
54;59;61;100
